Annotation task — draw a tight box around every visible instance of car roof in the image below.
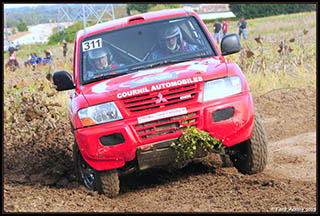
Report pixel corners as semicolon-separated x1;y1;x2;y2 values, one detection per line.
76;8;193;41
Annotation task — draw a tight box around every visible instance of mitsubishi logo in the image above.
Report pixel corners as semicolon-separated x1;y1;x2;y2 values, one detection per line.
156;93;167;104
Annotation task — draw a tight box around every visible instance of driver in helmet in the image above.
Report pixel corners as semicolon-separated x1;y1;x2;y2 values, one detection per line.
147;24;198;61
86;47;123;80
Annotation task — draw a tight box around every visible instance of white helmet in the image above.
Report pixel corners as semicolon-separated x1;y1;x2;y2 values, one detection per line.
88;47;110;60
160;25;182;53
88;47;113;67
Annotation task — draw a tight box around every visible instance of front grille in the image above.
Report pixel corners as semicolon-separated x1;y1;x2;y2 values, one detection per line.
121;84;199;113
135;112;199;140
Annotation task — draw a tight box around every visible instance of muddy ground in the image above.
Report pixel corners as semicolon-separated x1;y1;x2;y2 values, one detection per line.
3;86;317;213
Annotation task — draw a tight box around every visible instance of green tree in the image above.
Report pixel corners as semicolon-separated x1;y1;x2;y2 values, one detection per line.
48;21;90;45
17;22;28;32
126;4;155;15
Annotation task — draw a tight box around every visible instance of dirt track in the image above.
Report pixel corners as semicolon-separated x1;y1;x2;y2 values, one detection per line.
3;86;317;213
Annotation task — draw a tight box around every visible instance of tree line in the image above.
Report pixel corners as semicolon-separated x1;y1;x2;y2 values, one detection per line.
229;4;316;19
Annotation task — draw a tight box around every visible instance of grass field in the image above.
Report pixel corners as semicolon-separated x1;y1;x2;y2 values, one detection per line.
3;11;316;122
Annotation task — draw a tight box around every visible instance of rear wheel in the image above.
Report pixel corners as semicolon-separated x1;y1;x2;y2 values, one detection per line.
229;114;268;174
73;141;120;197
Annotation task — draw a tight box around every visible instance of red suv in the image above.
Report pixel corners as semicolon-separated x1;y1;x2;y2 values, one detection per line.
53;8;267;197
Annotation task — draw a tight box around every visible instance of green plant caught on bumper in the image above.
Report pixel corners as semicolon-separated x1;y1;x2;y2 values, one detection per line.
170;127;223;162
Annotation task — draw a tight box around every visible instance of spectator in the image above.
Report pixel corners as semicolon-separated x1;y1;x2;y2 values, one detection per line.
213;20;222;45
6;54;19;71
33;53;43;64
62;40;68;58
8;55;19;68
238;17;247;40
8;43;15;56
219;22;223;42
222;20;228;37
24;53;35;67
43;49;53;64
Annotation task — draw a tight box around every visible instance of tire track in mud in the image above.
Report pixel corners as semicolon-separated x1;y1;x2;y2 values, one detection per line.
264;132;316;183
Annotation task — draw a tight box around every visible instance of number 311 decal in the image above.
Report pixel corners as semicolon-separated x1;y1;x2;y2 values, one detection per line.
82;38;102;52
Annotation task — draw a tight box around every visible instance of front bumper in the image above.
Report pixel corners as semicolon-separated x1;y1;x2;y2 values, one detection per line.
75;92;254;171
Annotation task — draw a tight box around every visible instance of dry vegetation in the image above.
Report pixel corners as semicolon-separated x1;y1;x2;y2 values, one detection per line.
4;45;75;185
214;12;316;96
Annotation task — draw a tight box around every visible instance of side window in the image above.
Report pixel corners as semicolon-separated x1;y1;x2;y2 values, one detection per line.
178;22;194;45
188;20;204;47
175;20;205;48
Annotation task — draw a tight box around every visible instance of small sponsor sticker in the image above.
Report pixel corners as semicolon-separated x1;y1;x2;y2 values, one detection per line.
137;107;187;124
82;38;102;52
180;94;192;100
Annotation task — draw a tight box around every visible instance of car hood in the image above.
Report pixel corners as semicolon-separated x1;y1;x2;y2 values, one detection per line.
81;57;227;106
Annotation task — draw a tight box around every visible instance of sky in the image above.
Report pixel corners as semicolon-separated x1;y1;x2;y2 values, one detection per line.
4;4;56;9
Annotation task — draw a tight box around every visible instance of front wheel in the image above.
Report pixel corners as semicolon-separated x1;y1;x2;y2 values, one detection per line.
73;141;96;190
96;169;120;198
73;141;120;197
229;114;268;174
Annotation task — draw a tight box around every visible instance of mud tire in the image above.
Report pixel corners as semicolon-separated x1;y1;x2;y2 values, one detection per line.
96;169;120;198
230;114;268;174
73;141;120;197
220;152;234;167
73;141;96;190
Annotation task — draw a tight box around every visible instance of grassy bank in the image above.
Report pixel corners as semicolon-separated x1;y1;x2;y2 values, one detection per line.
206;11;316;96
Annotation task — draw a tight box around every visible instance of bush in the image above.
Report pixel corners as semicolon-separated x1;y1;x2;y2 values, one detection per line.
171;127;223;162
17;22;28;32
126;4;154;15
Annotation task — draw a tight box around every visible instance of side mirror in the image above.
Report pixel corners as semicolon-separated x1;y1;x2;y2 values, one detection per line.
52;70;75;91
220;34;241;56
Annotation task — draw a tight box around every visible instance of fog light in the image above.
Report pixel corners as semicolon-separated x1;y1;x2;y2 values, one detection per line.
213;107;234;122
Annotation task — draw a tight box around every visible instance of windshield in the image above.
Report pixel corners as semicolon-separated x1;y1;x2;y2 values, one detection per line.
80;16;216;84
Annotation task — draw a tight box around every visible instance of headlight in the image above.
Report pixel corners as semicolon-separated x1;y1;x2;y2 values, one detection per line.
203;76;242;102
78;102;123;127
